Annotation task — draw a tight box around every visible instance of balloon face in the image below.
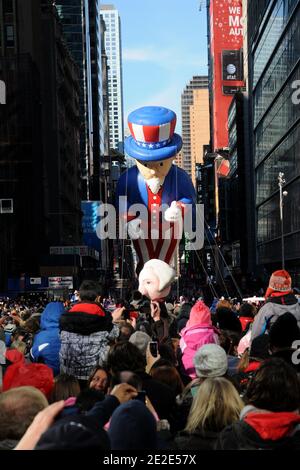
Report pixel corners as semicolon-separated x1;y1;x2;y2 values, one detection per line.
136;158;173;181
138;268;171;301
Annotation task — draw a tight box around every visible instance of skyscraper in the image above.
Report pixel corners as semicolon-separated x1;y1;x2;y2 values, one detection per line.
0;0;82;290
55;0;93;199
100;4;124;152
247;0;300;281
181;76;210;185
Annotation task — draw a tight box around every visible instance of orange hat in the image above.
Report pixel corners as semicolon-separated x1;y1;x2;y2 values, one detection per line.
265;270;292;298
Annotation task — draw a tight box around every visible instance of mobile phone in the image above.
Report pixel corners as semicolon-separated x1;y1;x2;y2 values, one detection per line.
149;341;158;357
134;391;146;403
122;309;130;320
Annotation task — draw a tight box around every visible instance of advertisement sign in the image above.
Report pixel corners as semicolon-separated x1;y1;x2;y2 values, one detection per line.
30;277;42;285
49;246;99;260
48;277;73;289
222;50;243;81
81;201;101;252
50;246;88;256
0;80;5;105
210;0;244;150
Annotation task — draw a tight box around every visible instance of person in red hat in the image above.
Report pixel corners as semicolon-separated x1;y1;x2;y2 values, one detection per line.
251;270;300;341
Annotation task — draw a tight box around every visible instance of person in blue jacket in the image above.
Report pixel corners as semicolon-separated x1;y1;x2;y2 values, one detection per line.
31;302;64;376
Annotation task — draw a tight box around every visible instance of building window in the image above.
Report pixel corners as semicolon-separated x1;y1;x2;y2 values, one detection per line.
3;0;13;13
5;25;14;47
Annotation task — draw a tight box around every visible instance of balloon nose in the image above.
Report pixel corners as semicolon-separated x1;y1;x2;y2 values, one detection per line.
150;169;156;175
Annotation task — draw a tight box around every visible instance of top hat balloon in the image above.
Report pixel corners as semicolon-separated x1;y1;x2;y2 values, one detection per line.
125;106;183;162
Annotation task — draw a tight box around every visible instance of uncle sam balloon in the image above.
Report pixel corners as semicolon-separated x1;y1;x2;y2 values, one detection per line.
116;106;196;273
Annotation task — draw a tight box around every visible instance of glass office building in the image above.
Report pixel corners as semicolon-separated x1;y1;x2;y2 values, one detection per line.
100;4;124;152
248;0;300;280
56;0;106;199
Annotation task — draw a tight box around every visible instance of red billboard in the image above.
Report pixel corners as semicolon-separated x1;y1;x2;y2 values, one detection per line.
210;0;244;150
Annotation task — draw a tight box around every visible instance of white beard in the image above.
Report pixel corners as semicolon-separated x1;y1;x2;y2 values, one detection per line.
146;177;165;194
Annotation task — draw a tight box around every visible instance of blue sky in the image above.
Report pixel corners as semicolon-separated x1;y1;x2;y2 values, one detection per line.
108;0;208;132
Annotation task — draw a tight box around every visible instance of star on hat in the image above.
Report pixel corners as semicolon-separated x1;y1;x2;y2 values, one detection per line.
125;106;183;162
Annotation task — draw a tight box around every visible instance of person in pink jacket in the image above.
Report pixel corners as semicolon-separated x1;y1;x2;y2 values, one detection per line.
180;301;220;378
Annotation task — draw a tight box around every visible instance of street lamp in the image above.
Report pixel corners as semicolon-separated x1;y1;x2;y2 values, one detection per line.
278;172;288;270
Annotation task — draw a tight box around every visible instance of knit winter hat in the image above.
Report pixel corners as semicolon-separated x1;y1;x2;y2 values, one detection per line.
193;344;228;378
3;363;54;398
129;331;151;356
186;301;211;328
265;270;292;298
35;415;110;450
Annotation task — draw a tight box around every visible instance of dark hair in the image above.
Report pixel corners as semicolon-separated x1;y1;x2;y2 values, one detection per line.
150;366;184;395
219;330;241;356
245;358;300;412
79;280;102;302
158;342;177;366
239;303;256;318
269;312;300;350
24;316;40;334
87;366;110;393
106;342;146;374
118;322;135;342
110;371;143;391
49;374;81;403
11;327;29;341
76;389;105;412
216;307;242;334
131;290;143;301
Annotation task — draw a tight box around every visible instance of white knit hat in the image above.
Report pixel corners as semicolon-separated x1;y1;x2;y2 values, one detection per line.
193;344;228;378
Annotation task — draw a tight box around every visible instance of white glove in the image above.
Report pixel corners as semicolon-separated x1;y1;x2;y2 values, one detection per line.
127;218;144;240
164;201;182;222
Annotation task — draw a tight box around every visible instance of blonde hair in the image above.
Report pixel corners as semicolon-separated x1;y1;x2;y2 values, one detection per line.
185;377;243;434
10;340;26;354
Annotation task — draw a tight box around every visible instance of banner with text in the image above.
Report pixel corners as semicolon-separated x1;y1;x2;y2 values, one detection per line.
210;0;244;150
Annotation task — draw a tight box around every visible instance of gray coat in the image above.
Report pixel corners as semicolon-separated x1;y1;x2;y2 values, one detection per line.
251;294;300;341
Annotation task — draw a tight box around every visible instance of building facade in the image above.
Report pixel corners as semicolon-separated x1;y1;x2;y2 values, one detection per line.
55;0;94;199
181;76;210;185
247;0;300;283
0;0;82;291
100;4;124;153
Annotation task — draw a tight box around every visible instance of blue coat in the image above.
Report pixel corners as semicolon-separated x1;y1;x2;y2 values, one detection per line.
116;164;196;211
31;302;65;376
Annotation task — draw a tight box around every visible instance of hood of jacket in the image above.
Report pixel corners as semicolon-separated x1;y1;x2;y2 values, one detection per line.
59;302;113;335
266;293;299;307
40;302;65;330
244;411;300;441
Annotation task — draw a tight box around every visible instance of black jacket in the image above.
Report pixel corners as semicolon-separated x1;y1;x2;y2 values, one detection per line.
216;414;300;450
60;302;114;335
138;372;176;422
175;428;220;450
176;304;192;333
